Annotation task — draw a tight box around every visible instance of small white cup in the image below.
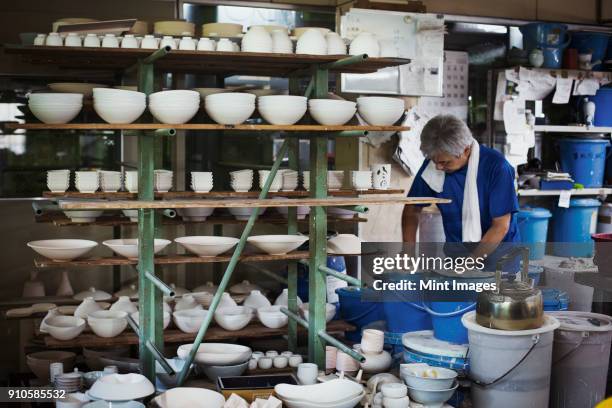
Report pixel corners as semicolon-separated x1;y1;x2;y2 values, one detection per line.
64;33;82;47
197;37;215;51
288;355;303;367
248;358;258;370
159;36;177;50
45;32;63;46
265;350;279;358
371;164;391;190
49;362;64;384
121;34;139;49
216;38;234;52
251;351;264;360
83;33;100;47
179;36;196;50
103;365;118;375
140;35;159;49
280;351;293;358
101;34;119;48
296;362;318;385
258;357;273;369
273;356;288;369
34;34;46;46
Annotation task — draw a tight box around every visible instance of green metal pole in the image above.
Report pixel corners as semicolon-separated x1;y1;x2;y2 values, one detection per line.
319;265;363;287
176;139;290;386
321;54;368;70
144;271;175;296
308;67;329;369
281;307;309;329
337;205;369;213
136;60;161;382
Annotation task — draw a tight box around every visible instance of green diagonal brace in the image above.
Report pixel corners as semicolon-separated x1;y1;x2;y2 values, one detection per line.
318;265;363;287
176;139;290;386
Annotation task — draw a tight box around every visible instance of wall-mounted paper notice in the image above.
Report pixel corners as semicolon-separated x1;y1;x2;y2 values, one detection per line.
553;77;573;104
573;78;600;96
558;190;571;208
503;99;527;134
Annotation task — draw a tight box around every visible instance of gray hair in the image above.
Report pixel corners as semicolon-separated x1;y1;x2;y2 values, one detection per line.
420;115;474;158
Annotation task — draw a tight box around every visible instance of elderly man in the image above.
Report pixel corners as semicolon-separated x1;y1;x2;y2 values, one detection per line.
402;115;520;264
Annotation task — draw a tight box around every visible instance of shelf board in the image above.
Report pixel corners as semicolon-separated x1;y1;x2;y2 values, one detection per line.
34;251;310;268
4;45;410;76
518;188;612;196
42;188;405;199
534;125;612;133
41;319;355;348
58;196;449;210
36;214;367;227
6;123;409;132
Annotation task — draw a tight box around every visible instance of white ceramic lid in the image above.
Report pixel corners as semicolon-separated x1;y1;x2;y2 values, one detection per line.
402;330;468;358
547;311;612;332
88;373;154;402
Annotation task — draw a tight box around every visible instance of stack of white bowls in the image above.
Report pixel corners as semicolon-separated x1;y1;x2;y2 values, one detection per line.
47;170;70;193
149;90;200;124
124;171;138;193
328;170;345;190
28;93;83;124
230;170;253;192
242;26;272;53
335;350;360;374
296;29;327;55
93;88;146;124
205;93;256;125
280;170;299;191
154;170;173;192
99;171;122;192
309;99;356;126
379;383;409;408
271;29;293;53
258;95;307;125
75;171;99;193
190;171;213;193
258;170;282;192
54;372;82;392
351;170;373;190
326;32;347;55
357;97;405;126
302;171;310;191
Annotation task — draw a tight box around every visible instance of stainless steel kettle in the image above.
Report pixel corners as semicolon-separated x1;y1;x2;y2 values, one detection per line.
476;247;544;330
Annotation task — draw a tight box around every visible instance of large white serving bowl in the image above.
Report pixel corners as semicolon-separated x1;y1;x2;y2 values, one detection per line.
27;239;98;261
175;236;239;257
177;343;252;366
149;90;200;102
214;306;253;331
257;305;288;329
295;28;327;55
357;97;405;126
153;387;225;408
149;104;200;124
88;373;155;402
28;103;82;124
176;207;215;221
94;101;146;124
45;316;86;340
275;379;364;405
206;103;255;125
48;83;108;97
308;100;356;126
87;310;128;338
407;383;458;406
102;238;171;260
402;366;457;390
300;303;336;323
258;96;308;125
93;88;146;101
247;235;308;255
62;210;104;223
206;92;256;105
173;309;209;333
29;93;83;104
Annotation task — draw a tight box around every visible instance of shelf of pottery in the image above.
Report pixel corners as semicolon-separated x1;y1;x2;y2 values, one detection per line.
5;24;447;386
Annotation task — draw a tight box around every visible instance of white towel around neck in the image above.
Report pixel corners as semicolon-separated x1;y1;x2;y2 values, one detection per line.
421;140;482;242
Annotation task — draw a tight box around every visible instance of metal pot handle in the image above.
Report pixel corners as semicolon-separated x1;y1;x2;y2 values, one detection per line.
494;246;531;294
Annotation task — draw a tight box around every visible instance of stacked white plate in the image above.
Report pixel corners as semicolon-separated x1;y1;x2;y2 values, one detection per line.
190;171;213;193
47;169;70;192
149;90;200;124
154;170;173;192
93;88;146;124
328;170;345;190
28;93;83;124
258;95;307;125
229;169;253;192
351;170;372;190
357;97;405;126
75;171;99;193
280;170;299;191
274;379;365;408
54;371;82;392
205;93;256;125
258;170;282;192
309;99;356;126
99;171;122;192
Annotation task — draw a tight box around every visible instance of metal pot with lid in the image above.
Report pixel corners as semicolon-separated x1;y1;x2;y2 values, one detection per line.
476;247;544;330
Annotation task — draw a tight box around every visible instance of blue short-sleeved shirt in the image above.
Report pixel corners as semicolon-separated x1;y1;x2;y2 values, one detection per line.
408;145;520;244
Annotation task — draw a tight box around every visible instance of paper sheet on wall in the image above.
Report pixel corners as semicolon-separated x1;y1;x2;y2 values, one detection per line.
503;99;527;134
552;77;574;104
558;190;572;208
573;78;600;95
394;107;427;176
515;67;557;100
494;71;509;121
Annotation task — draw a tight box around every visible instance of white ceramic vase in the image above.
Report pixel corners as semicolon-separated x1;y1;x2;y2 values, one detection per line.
56;271;74;296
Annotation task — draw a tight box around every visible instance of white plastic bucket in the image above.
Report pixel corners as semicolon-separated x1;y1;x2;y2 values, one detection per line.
548;311;612;408
462;311;560;408
541;258;596;312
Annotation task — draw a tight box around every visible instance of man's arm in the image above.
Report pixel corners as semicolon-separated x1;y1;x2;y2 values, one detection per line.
402;205;423;243
471;213;511;259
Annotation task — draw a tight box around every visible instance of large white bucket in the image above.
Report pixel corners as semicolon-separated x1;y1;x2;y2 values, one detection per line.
462;311;560;408
540;257;596;312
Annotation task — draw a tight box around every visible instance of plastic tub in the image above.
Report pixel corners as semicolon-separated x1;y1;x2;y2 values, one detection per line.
549;311;612;408
517;208;552;260
552;198;601;257
542;258;596;312
557;138;610;188
402;330;469;376
520;23;570;68
336;287;384;342
570;32;611;71
591;88;612;127
382;273;432;334
462;311;560;408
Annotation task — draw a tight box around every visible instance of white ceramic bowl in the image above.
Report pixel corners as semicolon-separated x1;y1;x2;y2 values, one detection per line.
228;206;266;220
402;366;458;390
275;379;363;405
45;316;86;340
258;95;307;125
93;88;146;101
87;310;128;338
205;92;256;105
257;305;288;329
27;239;98;261
149;104;199;124
29;93;83;104
103;238;171;260
177;343;252;366
176;207;215;221
94;101;146;124
300;303;336;322
380;382;407;398
199;361;249;383
277;205;310;219
63;210;104;223
175;236;239;257
247;235;308;255
296;29;327;55
173;309;209;333
88;373;155;402
308;100;356;125
28;103;82;124
357;97;405;126
153;387;225;408
407;383;458;406
214;306;253;331
205;103;255;125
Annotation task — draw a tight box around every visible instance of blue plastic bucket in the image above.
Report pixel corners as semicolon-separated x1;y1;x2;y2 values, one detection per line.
382;273;432;334
557;138;610;188
336;287;385;342
517;207;552;260
552;198;601;257
520;23;570;68
423;302;475;344
591;88;612;127
571;31;611;71
542;288;569;311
